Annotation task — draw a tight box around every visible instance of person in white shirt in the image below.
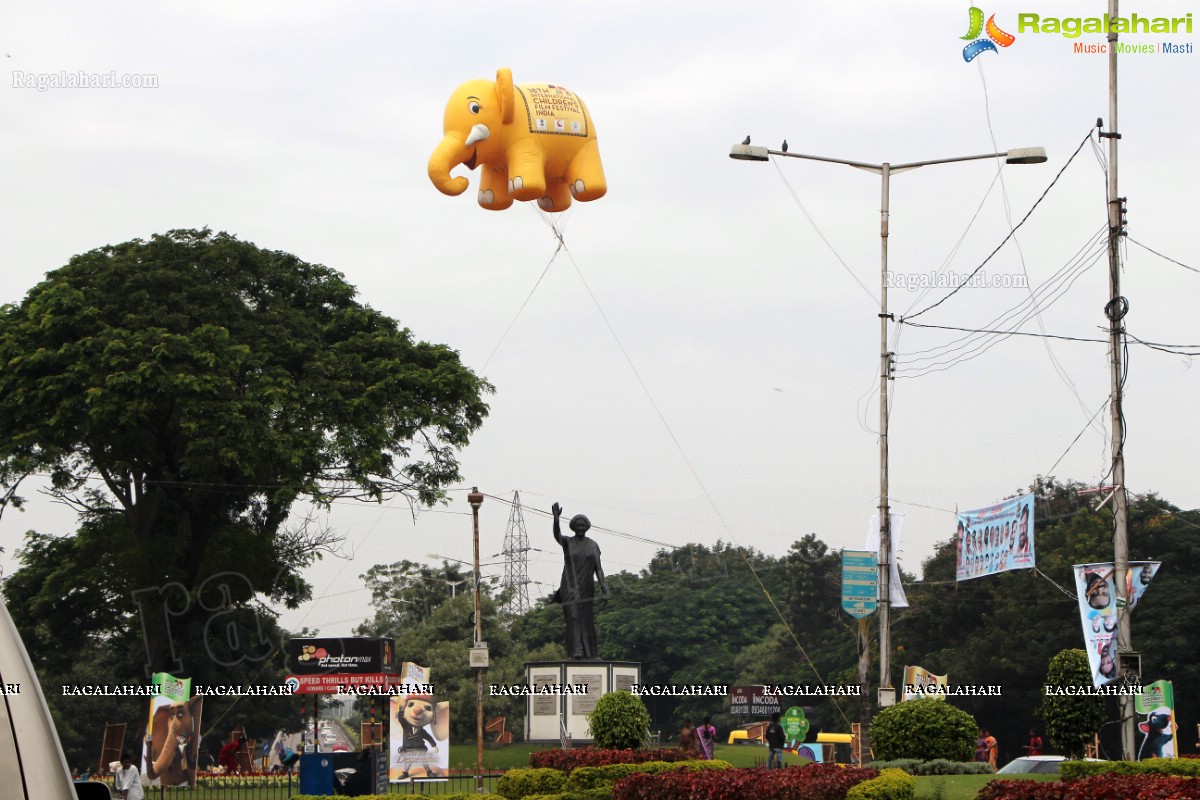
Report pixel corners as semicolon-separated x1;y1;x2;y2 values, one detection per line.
113;753;143;800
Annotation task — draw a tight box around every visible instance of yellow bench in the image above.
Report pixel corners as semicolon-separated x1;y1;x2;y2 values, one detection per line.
727;730;854;745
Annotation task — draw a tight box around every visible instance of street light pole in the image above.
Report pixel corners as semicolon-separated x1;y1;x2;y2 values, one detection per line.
467;487;485;793
1103;0;1134;762
878;162;893;698
730;141;1046;702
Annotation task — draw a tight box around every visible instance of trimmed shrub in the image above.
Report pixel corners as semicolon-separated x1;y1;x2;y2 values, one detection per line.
523;791;614;800
846;767;915;800
869;697;977;762
587;692;652;750
565;790;615;800
530;747;695;772
867;758;993;775
1059;757;1200;781
866;758;920;774
497;767;568;799
1039;649;1105;759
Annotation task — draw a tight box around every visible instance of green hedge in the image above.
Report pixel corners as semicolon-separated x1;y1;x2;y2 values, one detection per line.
497;768;569;799
845;767;915;800
867;758;994;775
521;791;613;800
1060;758;1200;781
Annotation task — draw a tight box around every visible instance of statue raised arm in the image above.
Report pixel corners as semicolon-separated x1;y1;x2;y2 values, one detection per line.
551;502;607;659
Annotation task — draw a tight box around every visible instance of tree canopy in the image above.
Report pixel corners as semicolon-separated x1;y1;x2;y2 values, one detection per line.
0;229;491;761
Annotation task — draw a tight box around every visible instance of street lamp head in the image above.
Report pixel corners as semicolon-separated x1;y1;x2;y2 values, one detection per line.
467;486;484;508
729;143;770;161
1004;147;1048;165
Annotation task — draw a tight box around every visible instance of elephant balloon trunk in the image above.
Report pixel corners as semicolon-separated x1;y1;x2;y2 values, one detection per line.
428;132;471;196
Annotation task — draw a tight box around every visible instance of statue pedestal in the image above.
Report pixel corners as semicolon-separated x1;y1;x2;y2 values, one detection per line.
524;660;642;745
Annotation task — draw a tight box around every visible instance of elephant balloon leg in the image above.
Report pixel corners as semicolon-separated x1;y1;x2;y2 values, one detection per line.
478;165;514;211
538;179;573;211
507;140;548;203
567;140;607;202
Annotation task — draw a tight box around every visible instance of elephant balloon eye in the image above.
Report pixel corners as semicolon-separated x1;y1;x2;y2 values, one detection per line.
468;100;481;115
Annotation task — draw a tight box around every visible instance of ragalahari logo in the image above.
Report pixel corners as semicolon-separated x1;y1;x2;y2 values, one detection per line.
962;7;1017;61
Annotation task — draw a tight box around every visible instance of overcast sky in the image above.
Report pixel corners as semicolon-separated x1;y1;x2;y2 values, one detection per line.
2;1;1197;638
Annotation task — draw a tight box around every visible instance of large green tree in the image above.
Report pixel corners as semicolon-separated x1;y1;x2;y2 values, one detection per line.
357;559;474;631
0;229;490;680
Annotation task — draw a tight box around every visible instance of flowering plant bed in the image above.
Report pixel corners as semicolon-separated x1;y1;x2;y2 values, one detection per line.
529;747;696;772
613;763;879;800
976;773;1200;799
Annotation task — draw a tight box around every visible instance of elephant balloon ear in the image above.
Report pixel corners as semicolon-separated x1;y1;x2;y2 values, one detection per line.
495;68;515;125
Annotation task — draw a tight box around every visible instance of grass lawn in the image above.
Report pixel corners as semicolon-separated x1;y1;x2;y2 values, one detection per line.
447;742;560;769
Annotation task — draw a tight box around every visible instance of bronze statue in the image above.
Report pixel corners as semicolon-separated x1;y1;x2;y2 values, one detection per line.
552;502;608;659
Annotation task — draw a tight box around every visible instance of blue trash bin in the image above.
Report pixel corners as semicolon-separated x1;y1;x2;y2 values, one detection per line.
299;752;334;796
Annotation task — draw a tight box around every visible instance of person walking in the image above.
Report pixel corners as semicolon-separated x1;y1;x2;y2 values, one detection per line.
765;712;786;769
679;719;698;755
696;716;717;760
984;729;998;770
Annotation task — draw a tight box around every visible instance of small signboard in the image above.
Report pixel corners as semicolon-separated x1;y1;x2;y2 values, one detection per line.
284;672;410;695
729;685;782;716
287;637;395;675
841;550;878;618
783;706;810;742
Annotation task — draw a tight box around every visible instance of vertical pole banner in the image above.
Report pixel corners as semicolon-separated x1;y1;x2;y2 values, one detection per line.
1074;564;1118;687
1134;680;1177;759
144;673;203;788
865;513;908;607
1073;562;1159;687
390;662;449;782
956;495;1035;581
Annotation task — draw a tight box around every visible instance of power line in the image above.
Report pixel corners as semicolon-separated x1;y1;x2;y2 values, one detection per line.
895;239;1107;378
1043;398;1110;478
905;128;1097;321
898;321;1109;346
1128;237;1198;274
896;225;1107;364
770;158;879;306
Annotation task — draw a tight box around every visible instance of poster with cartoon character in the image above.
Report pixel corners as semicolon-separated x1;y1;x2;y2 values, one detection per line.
1135;680;1177;760
389;693;449;781
143;673;204;788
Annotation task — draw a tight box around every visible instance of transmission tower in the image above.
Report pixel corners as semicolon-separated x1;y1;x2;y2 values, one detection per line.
501;490;531;615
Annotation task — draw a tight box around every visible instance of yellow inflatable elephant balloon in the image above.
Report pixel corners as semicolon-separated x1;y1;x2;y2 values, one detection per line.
428;68;607;212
